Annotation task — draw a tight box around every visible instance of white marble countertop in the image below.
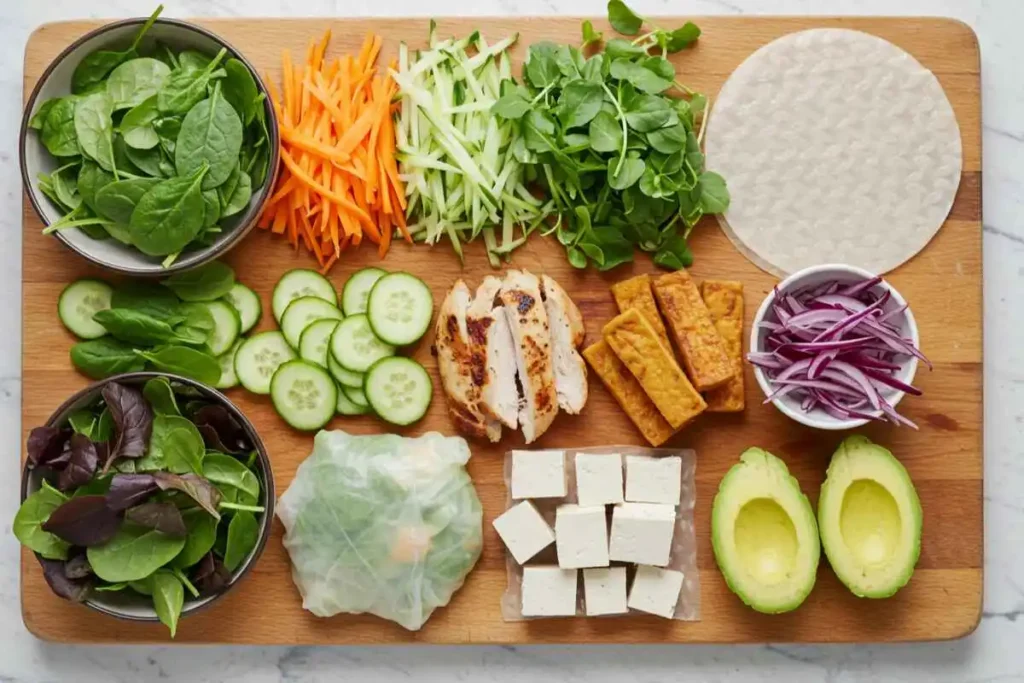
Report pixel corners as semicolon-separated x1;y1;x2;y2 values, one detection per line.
3;0;1020;681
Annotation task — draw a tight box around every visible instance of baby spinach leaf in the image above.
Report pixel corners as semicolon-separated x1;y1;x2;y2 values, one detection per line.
29;98;59;130
558;80;603;128
41;97;79;158
202;454;259;501
128;163;209;256
218;168;251;217
223;510;258;571
13;485;70;560
102;381;153;465
152;472;222;519
74;92;117;173
608;0;643;35
107;58;171;110
106;473;159;511
38;556;92;602
111;283;182;321
173;303;215;345
171;508;218;569
178;50;211;74
162;261;235;302
50;164;82;211
125;501;187;537
581;20;603;47
136;345;221;386
221;58;259;126
87;522;187;583
77;161;115;212
41;494;122;547
143;377;180;416
141;414;204;475
57;434;100;491
153;115;182;155
70;338;146;379
70;5;162;93
174;82;244;190
93;308;176;346
201;189;220;228
151;570;185;637
157;48;228;116
67;410;98;439
121;96;161;150
94;177;162;226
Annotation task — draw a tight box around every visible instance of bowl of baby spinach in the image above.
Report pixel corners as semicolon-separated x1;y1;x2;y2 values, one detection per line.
19;5;279;275
16;372;274;637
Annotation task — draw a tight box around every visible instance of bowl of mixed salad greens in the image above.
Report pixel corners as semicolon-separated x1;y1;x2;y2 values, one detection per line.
16;372;274;637
20;5;278;275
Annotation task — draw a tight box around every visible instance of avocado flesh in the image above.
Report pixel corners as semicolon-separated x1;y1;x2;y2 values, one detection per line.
712;448;820;614
818;435;922;598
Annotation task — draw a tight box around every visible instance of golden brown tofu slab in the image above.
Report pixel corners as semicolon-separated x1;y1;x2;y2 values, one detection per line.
701;280;745;412
602;309;706;430
583;340;676;447
610;274;673;354
652;270;735;392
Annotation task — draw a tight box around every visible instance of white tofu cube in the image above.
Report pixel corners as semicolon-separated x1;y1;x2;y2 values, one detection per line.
521;566;578;617
625;455;682;504
628;565;684;618
575;452;624;506
511;450;567;499
555;504;609;568
609;502;676;566
583;567;628;616
493;501;555;565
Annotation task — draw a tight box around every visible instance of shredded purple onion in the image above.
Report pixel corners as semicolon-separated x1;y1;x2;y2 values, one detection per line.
749;276;928;427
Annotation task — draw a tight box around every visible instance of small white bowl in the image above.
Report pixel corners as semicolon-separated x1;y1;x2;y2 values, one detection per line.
749;263;920;430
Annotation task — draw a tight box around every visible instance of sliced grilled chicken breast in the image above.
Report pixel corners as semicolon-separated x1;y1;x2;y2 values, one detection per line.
469;276;520;430
500;270;558;443
541;275;588;414
434;280;501;442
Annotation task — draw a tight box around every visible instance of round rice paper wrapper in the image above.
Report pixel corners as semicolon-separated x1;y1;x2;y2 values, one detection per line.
705;28;962;277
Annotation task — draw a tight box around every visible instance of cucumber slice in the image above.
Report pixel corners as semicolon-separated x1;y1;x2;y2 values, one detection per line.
58;279;113;340
366;272;434;346
280;296;343;349
363;357;433;426
215;339;242;389
329;314;395;373
272;269;337;322
341;267;386;316
299;318;340;367
222;283;262;333
270;360;337;431
327;354;364;388
234;331;296;395
203;300;241;356
335;382;370;416
341;384;371;410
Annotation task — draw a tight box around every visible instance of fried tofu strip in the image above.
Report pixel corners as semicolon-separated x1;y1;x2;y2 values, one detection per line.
583;341;675;447
700;280;745;412
602;309;706;430
652;270;735;392
610;274;673;354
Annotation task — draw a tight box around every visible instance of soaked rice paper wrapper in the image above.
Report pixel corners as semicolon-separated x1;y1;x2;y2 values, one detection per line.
705;28;962;276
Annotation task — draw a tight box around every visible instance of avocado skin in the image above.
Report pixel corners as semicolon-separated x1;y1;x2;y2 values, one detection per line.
818;435;923;599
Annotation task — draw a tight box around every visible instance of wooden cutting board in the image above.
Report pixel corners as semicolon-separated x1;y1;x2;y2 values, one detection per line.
20;16;982;644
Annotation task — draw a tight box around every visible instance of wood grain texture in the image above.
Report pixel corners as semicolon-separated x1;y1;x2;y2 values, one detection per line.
21;16;982;644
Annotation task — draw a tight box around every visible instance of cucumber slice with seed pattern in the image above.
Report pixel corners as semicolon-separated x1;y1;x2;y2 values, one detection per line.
234;331;296;395
203;300;241;356
327;353;364;388
335;382;370;416
270;360;337;431
329;314;395;373
222;283;262;333
280;296;343;349
58;279;113;339
299;318;340;367
366;272;433;346
363;356;432;426
341;384;370;409
272;269;337;322
215;339;243;389
341;267;386;316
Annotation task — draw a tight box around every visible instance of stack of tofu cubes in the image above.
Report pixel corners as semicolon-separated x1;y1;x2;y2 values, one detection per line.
493;450;686;619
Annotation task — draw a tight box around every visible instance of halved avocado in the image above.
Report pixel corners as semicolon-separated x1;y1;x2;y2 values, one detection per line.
712;448;820;614
818;435;922;598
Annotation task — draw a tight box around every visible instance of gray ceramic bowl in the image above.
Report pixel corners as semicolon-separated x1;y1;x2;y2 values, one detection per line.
20;372;274;624
20;16;279;276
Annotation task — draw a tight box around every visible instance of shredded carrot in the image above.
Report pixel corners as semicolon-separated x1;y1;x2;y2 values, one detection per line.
257;31;407;270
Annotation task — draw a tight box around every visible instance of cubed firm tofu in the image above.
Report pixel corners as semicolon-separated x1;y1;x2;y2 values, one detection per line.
628;565;684;618
583;566;628;616
609;502;676;566
575;452;624;506
511;450;567;499
625;455;682;505
493;501;555;565
555;504;610;569
521;566;578;617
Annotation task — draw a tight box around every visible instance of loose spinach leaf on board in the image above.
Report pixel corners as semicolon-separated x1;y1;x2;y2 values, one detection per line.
172;303;215;345
223;510;258;571
107;58;171;111
171;507;219;569
13;485;71;560
41;494;122;547
136;345;221;386
71;5;163;94
86;522;187;583
161;261;235;302
128;163;209;256
92;308;177;346
151;570;185;637
110;283;181;321
94;178;162;227
70;338;146;379
74;92;118;173
174;81;244;190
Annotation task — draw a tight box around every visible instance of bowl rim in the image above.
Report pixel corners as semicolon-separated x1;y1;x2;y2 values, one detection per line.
20;371;275;623
19;16;281;277
749;263;920;431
